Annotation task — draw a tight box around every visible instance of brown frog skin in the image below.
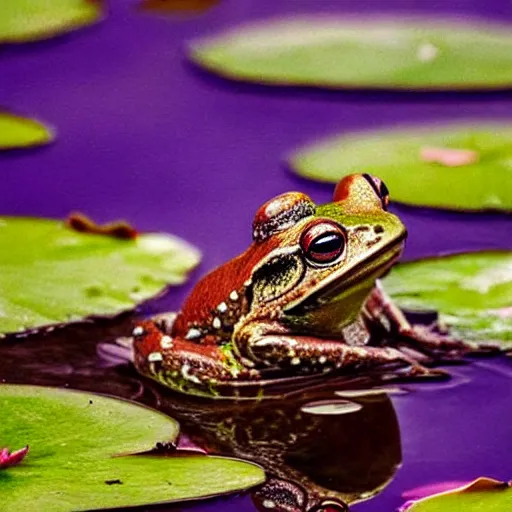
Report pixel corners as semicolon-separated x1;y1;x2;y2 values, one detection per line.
130;173;482;398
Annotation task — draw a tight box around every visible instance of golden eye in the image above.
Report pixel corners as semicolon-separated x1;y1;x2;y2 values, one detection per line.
300;221;345;264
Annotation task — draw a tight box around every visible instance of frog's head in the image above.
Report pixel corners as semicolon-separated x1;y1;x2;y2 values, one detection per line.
248;174;407;335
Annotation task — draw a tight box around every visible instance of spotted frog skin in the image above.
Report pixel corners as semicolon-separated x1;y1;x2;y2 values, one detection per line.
131;174;481;397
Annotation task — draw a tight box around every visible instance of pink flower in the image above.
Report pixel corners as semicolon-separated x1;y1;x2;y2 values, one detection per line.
420;147;479;167
0;446;29;469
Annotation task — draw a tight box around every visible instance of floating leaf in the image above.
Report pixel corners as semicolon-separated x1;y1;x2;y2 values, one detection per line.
290;123;512;212
0;385;265;511
0;216;200;336
189;18;512;90
0;112;54;151
401;477;512;511
383;251;512;347
0;0;104;44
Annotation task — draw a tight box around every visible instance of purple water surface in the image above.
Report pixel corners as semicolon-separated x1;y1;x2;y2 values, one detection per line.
1;0;512;511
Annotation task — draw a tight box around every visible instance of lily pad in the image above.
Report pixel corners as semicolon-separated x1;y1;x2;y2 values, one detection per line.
0;385;265;511
0;0;104;44
382;251;512;347
0;216;200;336
189;18;512;91
401;477;512;511
289;123;512;212
0;112;54;151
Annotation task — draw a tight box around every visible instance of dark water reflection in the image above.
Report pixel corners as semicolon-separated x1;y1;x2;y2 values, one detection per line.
0;319;404;511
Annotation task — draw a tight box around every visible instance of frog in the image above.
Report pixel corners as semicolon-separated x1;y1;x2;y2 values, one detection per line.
129;173;486;398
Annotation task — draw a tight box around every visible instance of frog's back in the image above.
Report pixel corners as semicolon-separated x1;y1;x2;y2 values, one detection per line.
171;240;276;338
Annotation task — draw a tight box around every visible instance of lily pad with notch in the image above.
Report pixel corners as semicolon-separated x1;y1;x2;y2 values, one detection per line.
382;251;512;348
0;215;200;337
189;17;512;91
0;111;54;151
289;123;512;212
0;0;104;44
0;384;265;512
400;477;512;511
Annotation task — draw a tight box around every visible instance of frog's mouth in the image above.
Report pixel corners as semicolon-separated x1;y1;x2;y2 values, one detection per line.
285;236;405;315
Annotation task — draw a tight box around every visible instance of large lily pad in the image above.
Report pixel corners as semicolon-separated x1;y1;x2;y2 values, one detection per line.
289;123;512;212
0;216;200;336
0;112;54;151
0;385;265;511
189;18;512;90
383;251;512;347
402;477;512;511
0;0;103;44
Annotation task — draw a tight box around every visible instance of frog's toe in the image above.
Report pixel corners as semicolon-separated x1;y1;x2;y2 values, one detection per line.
396;364;450;381
465;340;502;355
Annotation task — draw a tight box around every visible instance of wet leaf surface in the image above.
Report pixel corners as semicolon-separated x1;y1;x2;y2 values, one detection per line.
0;112;54;150
383;251;512;347
0;0;104;44
289;123;512;212
0;384;265;511
0;216;200;336
401;477;512;511
189;18;512;90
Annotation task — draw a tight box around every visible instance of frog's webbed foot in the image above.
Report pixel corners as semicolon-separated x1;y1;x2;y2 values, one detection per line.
398;322;500;360
365;282;501;361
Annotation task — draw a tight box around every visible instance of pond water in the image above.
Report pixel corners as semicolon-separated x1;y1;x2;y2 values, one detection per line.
1;0;512;511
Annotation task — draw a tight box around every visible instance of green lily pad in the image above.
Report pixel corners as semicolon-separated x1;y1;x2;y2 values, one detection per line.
0;216;200;336
0;0;104;44
289;123;512;212
403;477;512;511
0;384;265;511
0;112;54;151
189;18;512;90
383;251;512;347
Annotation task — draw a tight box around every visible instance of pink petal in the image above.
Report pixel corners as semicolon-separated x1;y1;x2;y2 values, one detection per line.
420;147;479;167
0;446;29;469
489;306;512;319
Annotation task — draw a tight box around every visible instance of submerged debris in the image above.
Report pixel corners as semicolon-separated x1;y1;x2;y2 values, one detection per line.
66;212;138;240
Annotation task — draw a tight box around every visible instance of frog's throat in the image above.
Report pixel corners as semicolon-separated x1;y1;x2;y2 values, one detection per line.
284;235;405;314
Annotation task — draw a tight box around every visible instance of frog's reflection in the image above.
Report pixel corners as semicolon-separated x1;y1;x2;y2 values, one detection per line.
0;320;401;512
159;385;402;512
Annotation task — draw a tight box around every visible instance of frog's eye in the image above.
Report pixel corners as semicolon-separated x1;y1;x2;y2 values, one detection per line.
300;221;346;264
362;174;390;211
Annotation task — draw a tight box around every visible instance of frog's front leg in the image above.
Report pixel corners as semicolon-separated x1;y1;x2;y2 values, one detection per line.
238;322;439;378
364;281;499;356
